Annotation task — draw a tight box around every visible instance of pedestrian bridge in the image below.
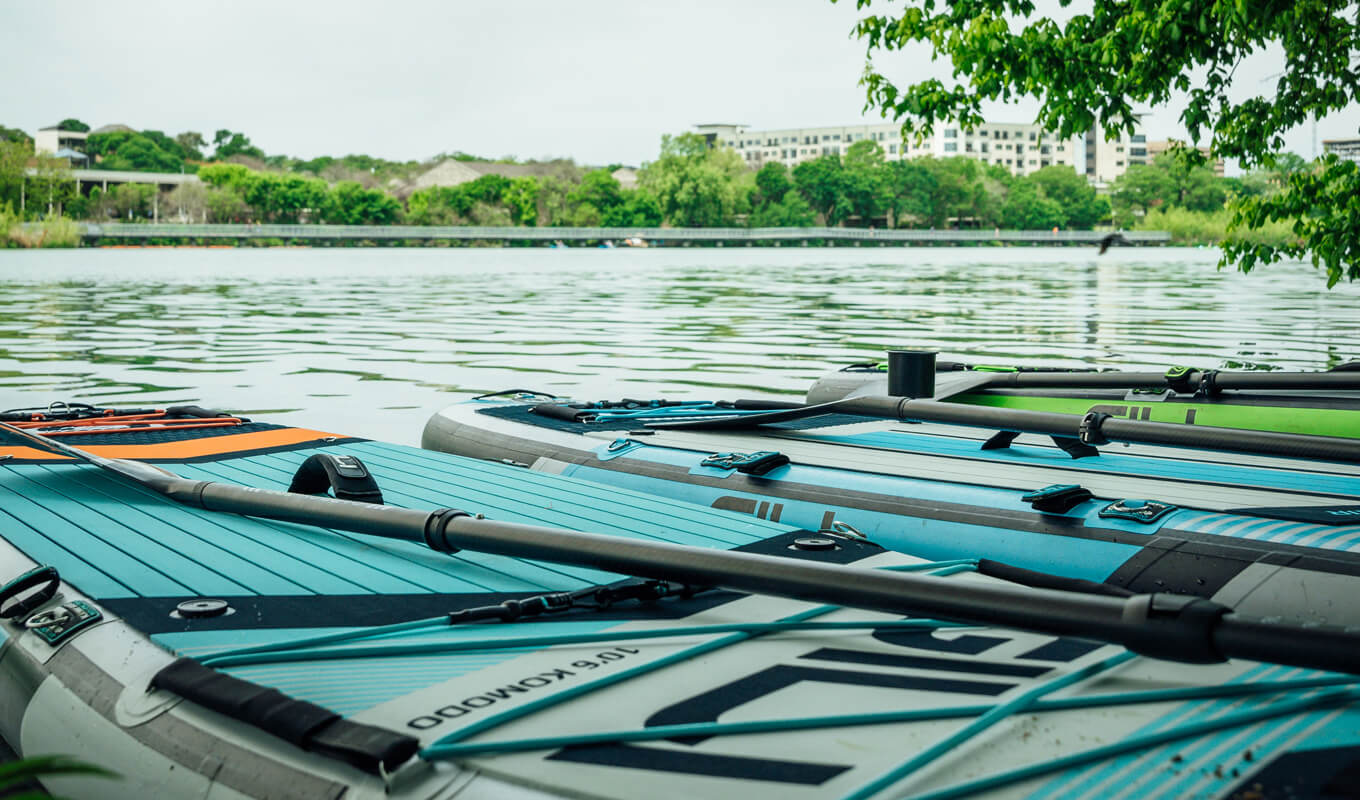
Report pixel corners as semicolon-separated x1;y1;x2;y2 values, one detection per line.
79;223;1170;245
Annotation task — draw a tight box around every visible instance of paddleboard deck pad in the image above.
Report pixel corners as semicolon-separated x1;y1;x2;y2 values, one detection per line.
424;396;1360;614
3;415;1359;799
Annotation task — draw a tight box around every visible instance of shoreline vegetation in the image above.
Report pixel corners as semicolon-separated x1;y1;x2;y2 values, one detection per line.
1;124;1306;251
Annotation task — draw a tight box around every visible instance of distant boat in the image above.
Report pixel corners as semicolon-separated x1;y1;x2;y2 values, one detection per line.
623;237;648;248
550;240;569;249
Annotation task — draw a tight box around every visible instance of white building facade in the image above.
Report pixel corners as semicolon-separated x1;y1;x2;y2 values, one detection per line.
33;126;89;156
1084;118;1149;184
1323;138;1360;164
695;121;1082;178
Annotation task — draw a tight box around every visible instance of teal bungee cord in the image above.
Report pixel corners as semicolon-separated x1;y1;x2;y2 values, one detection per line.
419;674;1359;760
417;561;979;752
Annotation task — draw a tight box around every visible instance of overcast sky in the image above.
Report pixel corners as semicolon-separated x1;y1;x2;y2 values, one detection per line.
3;1;1356;170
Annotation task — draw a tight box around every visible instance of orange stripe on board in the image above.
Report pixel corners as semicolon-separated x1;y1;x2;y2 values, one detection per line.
81;427;343;460
1;428;344;462
0;446;74;461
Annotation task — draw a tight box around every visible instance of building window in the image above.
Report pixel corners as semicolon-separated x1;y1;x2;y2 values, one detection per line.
1131;147;1147;156
889;144;897;153
945;129;958;138
1041;160;1050;167
1029;159;1037;165
981;143;989;153
944;142;957;152
1116;160;1124;167
1132;134;1146;143
979;130;988;137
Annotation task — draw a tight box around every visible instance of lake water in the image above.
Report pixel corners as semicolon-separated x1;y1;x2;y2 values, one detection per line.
1;246;1356;444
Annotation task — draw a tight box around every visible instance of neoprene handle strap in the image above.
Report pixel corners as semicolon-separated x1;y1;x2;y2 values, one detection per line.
152;657;419;775
287;454;384;504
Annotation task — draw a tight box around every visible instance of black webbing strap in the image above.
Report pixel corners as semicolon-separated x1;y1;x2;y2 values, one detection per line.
531;403;590;422
977;559;1134;598
287;453;384;504
151;657;419;774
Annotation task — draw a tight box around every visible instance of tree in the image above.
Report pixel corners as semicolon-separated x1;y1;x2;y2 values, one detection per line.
0;141;28;213
753;162;793;205
1110;163;1176;221
841;140;894;225
197;163;254;191
888;159;940;227
793;156;853;225
1026;166;1109;229
56;119;90;133
502;176;541;226
325;180;402;225
86;131;186;173
26;155;75;217
0;126;32;147
638;133;745;227
999;180;1066;230
846;0;1360;285
212;130;265;160
175;131;206;161
240;172;329;223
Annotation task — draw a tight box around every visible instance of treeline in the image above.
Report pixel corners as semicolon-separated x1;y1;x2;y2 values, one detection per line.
0;119;1310;242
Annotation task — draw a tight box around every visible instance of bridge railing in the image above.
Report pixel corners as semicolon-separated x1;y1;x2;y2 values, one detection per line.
79;223;1171;244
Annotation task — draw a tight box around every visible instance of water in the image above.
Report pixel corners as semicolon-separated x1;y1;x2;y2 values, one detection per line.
1;247;1355;444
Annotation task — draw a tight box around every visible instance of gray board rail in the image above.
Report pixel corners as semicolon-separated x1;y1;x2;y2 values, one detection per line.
80;223;1171;246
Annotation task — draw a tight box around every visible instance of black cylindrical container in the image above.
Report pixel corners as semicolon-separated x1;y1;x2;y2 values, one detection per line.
887;350;936;398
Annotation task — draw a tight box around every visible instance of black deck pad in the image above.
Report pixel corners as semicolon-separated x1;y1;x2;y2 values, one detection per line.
34;421;287;446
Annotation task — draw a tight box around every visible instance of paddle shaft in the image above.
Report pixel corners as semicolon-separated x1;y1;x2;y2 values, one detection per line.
665;395;1360;463
6;423;1358;674
173;471;1360;675
981;370;1360;392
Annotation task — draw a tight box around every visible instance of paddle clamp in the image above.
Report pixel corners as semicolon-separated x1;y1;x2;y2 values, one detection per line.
1022;484;1093;514
1195;369;1222;397
1078;411;1111;446
423;508;472;554
1119;594;1230;663
1164;366;1197;394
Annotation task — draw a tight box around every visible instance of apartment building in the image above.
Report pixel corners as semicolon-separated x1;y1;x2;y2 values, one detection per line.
1323;138;1360;164
695;120;1082;179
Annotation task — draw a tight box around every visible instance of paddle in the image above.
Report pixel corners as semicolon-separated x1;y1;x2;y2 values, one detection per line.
3;420;1358;675
918;363;1360;392
648;393;1360;463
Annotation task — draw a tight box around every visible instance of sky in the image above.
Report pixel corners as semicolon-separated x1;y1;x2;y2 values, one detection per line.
3;1;1356;171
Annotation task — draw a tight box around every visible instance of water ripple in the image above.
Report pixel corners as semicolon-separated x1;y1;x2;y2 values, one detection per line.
1;247;1355;444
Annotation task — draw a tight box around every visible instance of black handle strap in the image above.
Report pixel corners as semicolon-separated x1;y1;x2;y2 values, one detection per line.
287;454;384;504
0;565;60;620
152;657;419;774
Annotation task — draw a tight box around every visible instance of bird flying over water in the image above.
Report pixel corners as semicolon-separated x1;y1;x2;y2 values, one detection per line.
1098;232;1131;255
